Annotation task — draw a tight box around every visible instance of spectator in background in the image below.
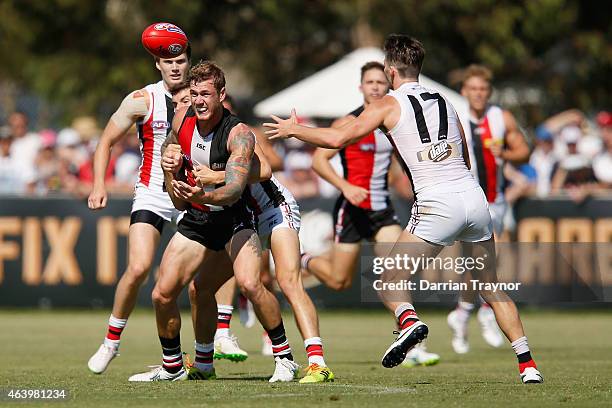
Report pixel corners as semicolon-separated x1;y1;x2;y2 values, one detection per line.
593;111;612;187
112;125;141;190
551;125;599;202
529;126;559;197
7;111;40;189
0;127;26;194
275;149;320;199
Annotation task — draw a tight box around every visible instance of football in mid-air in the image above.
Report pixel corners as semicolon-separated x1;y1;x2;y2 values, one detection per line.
141;22;188;59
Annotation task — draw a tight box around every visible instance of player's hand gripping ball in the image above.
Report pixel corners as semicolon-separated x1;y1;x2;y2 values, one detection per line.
141;23;188;59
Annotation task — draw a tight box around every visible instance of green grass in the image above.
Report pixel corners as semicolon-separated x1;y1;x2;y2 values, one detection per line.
1;309;611;407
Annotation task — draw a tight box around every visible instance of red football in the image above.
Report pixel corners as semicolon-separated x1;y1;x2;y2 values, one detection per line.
141;22;188;59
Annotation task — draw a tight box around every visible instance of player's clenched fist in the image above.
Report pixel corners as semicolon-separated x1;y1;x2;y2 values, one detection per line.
162;144;183;173
88;186;108;210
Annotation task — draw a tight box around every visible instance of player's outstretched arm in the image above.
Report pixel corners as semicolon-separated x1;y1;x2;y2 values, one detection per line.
88;89;149;210
264;97;396;149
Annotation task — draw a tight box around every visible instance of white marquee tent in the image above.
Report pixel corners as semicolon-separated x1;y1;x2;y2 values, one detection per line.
254;47;467;119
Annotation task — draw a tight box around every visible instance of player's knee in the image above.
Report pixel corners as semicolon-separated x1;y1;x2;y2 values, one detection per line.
152;287;173;308
276;269;301;294
125;260;152;284
236;277;262;299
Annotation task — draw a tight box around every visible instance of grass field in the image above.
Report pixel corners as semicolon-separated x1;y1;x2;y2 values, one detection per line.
1;308;611;407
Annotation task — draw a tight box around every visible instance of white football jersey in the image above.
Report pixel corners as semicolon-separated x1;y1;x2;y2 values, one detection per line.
137;81;174;192
387;82;478;196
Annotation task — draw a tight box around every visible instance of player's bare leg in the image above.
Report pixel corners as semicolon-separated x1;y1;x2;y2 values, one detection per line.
188;251;235;379
271;228;335;383
374;224;440;367
206;258;248;362
304;243;361;290
259;250;274;356
88;222;160;374
228;229;298;382
129;232;214;382
449;234;504;354
467;237;543;383
378;229;443;368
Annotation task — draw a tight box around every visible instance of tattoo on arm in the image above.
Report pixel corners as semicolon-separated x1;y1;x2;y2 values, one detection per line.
203;127;255;206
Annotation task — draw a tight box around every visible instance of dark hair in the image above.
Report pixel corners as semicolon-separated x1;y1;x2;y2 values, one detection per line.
383;34;425;78
462;64;493;85
170;80;190;95
360;61;385;82
188;60;226;93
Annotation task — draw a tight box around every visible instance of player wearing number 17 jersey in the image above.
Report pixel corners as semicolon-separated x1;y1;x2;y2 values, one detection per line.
265;34;542;384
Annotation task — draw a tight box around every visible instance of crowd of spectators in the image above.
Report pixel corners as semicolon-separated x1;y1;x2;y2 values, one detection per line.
0;109;610;208
0;111;140;197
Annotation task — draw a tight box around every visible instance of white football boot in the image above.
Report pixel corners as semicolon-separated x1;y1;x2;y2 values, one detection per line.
214;334;248;362
520;367;544;384
401;343;440;367
268;357;299;382
447;309;470;354
88;344;119;374
477;306;504;348
128;365;187;382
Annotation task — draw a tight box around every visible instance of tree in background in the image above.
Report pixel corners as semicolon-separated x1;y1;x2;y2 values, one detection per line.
0;0;609;127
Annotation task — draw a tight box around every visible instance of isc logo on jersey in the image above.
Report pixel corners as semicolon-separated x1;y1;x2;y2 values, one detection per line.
417;140;458;163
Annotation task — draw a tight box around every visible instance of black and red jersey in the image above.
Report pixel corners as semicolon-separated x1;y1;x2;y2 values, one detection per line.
338;106;393;210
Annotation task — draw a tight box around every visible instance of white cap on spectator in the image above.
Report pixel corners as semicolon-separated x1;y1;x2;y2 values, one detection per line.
56;128;81;147
593;154;612;183
560;126;582;144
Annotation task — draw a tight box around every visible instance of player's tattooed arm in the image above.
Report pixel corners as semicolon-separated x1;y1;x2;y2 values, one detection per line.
199;124;255;206
193;142;271;186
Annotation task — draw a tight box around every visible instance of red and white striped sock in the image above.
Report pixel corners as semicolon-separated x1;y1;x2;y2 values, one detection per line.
512;336;538;373
104;314;127;349
304;337;326;367
267;322;293;360
194;341;214;372
216;304;233;338
160;335;183;374
395;303;419;331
